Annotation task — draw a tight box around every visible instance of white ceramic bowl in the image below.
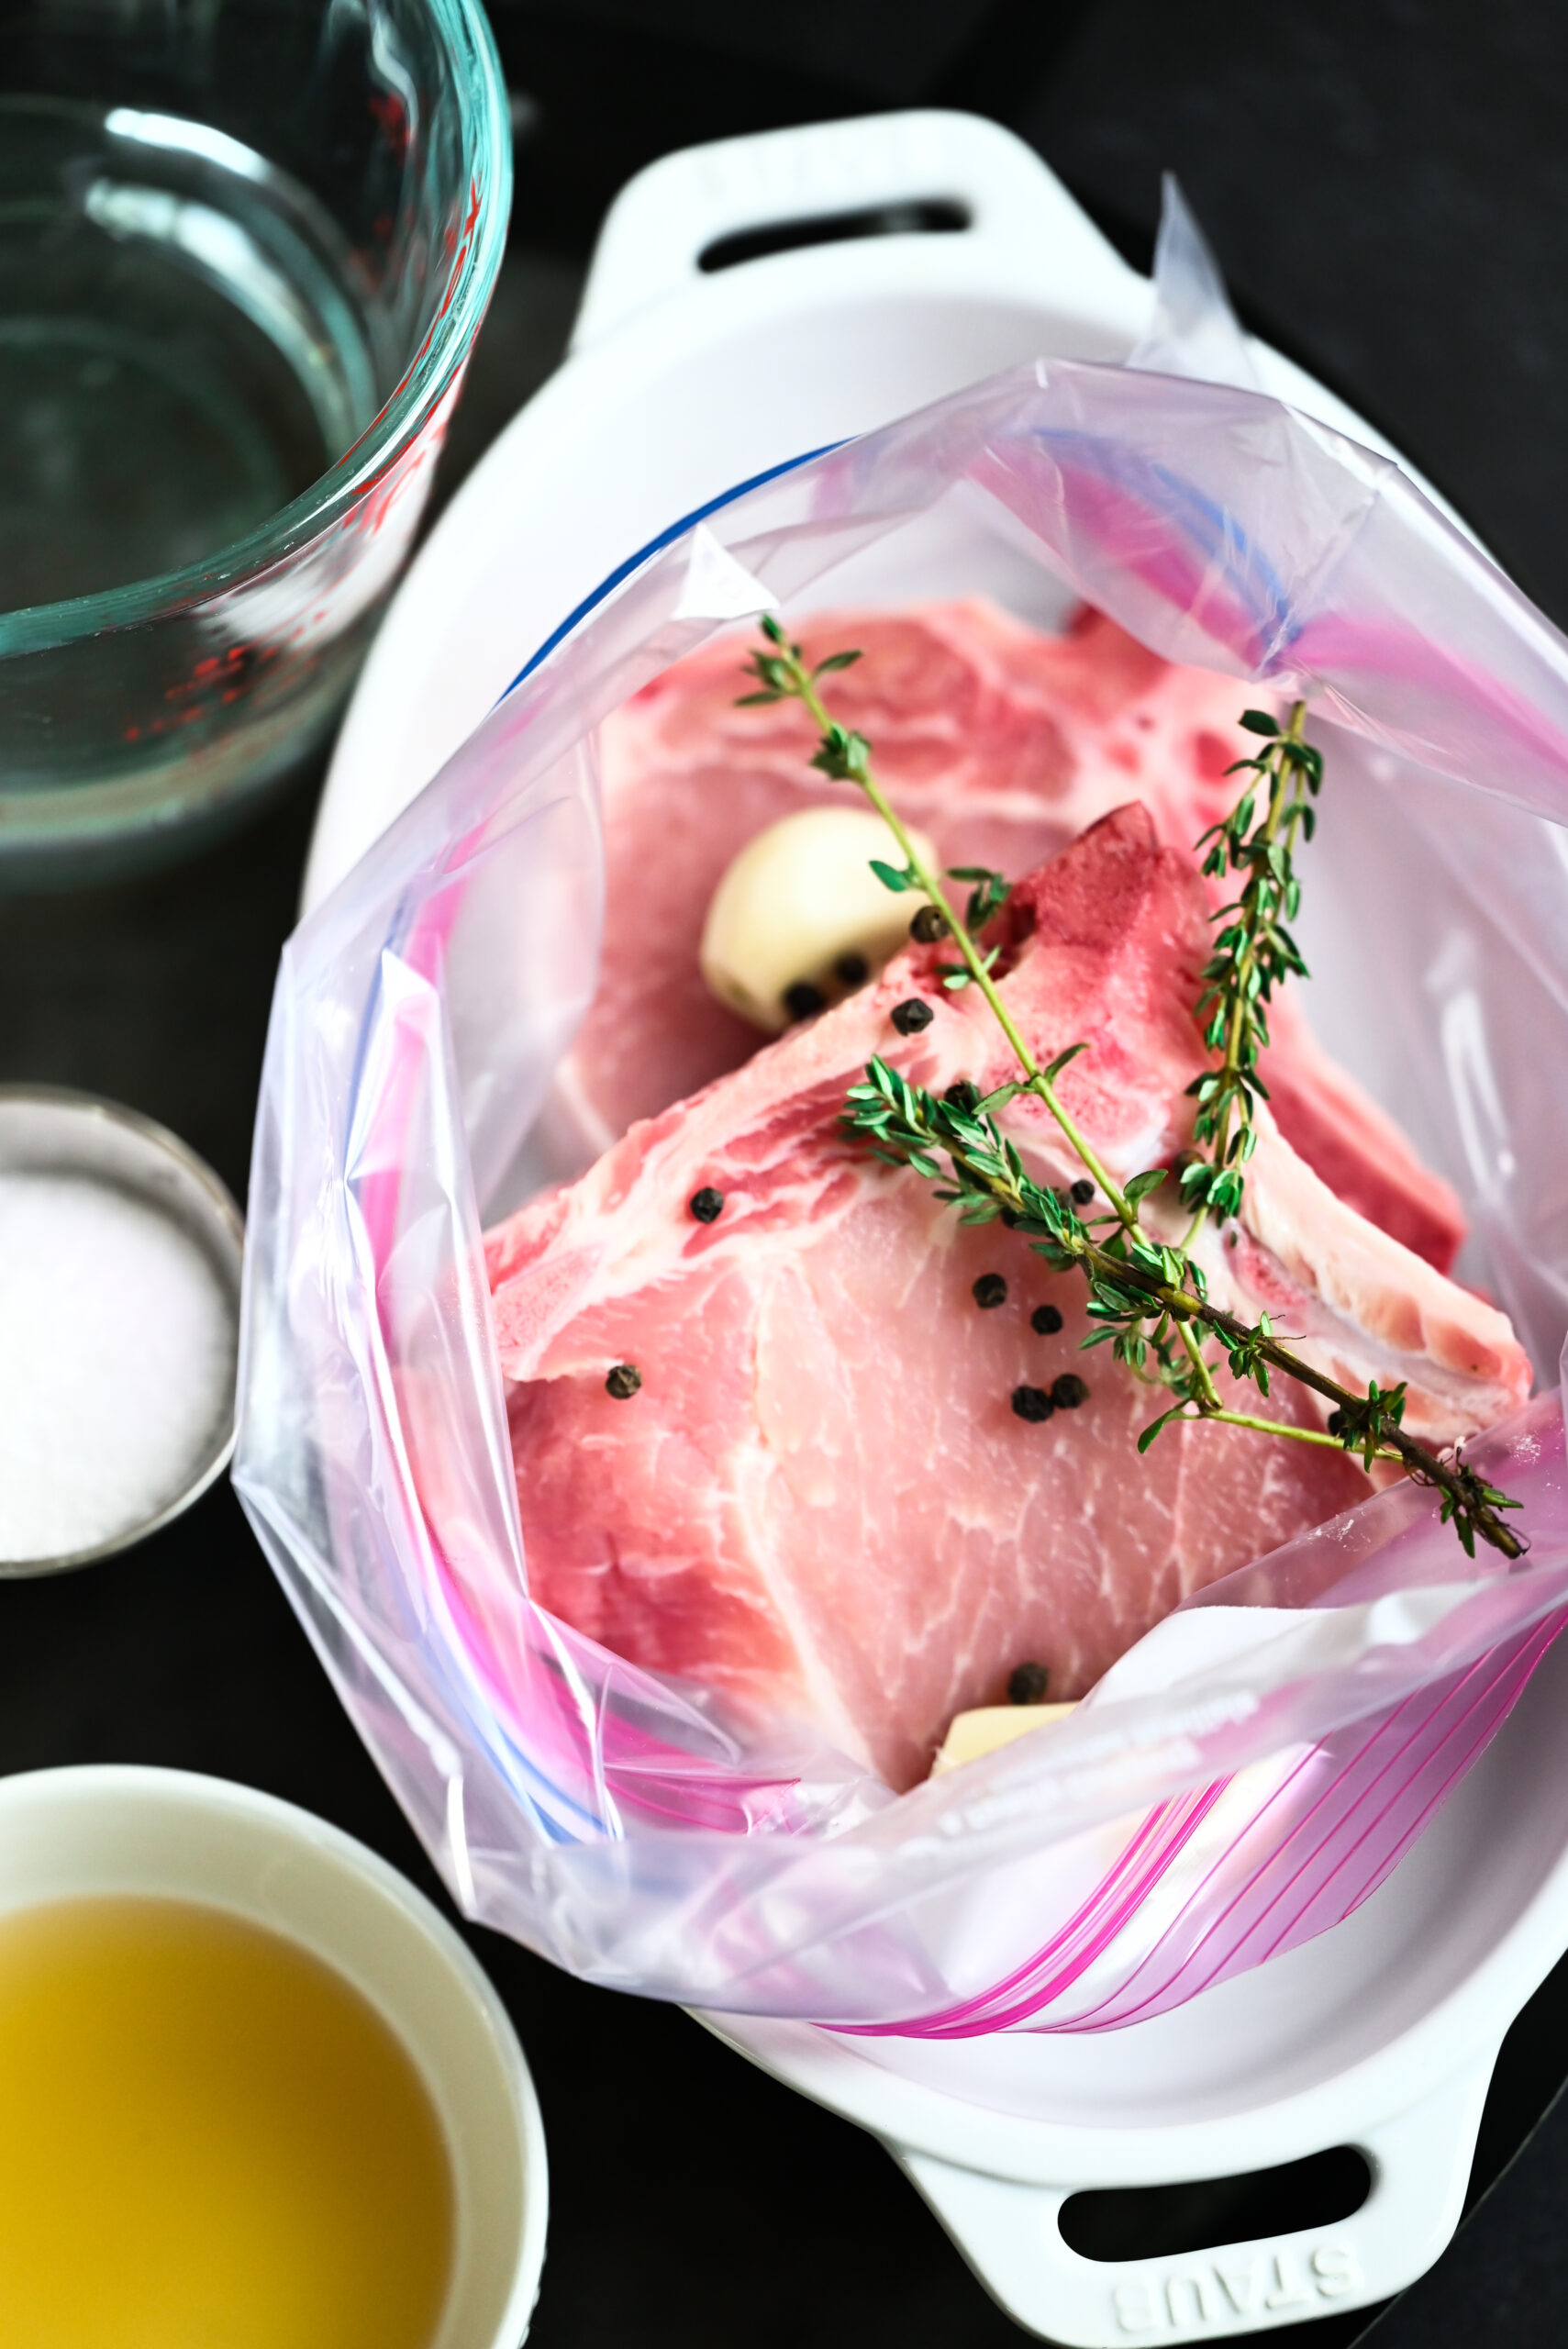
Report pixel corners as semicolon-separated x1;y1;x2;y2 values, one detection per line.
304;109;1564;2343
0;1087;245;1575
0;1766;548;2348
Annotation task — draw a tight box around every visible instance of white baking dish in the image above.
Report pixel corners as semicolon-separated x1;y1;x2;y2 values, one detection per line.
304;108;1443;907
306;110;1568;2343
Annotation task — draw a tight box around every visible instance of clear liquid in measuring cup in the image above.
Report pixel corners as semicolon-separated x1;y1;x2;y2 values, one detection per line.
0;98;385;611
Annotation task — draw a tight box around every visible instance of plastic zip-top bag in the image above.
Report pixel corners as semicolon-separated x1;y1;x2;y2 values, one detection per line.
236;197;1568;2034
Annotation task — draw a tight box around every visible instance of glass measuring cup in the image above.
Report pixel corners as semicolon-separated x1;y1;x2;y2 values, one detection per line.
0;0;510;883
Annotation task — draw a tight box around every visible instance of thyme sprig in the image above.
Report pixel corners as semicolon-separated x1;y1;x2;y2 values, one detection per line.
846;1061;1522;1558
740;620;1137;1223
1182;703;1320;1224
738;618;1525;1563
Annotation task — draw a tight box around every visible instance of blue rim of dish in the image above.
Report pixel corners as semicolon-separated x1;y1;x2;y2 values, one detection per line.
495;437;847;702
495;394;1310;708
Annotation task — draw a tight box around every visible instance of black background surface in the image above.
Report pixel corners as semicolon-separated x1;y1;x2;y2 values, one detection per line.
5;4;1568;2343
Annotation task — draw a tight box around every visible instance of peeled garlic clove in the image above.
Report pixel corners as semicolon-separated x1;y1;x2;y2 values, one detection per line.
700;807;939;1033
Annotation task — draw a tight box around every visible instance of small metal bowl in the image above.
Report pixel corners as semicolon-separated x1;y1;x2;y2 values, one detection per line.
0;1086;243;1575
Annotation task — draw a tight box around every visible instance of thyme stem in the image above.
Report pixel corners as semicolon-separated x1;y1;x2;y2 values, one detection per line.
1200;1409;1369;1451
783;656;1141;1232
739;621;1526;1564
1210;701;1307;1172
1183;700;1320;1226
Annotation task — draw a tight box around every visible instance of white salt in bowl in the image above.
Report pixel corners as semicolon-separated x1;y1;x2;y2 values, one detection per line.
0;1087;244;1574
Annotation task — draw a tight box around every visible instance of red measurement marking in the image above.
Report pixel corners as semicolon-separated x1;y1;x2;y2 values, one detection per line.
368;90;409;162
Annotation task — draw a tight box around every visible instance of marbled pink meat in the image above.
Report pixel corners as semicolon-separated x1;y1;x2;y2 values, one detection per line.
489;808;1527;1789
560;597;1464;1271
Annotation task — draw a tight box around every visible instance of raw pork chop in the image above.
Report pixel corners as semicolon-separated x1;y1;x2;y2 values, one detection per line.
558;599;1463;1272
489;807;1528;1789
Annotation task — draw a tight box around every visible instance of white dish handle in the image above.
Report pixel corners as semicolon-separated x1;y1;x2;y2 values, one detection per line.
889;2056;1494;2346
570;107;1143;354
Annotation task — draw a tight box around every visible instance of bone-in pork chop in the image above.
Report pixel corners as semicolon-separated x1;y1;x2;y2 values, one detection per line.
556;598;1463;1272
489;808;1526;1789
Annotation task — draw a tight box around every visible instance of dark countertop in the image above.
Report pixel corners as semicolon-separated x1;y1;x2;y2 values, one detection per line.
5;5;1567;2342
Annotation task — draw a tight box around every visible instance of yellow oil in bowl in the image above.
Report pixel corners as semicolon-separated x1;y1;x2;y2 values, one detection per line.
0;1895;454;2349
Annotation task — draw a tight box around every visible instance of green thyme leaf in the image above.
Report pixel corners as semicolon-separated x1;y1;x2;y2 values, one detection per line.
1042;1041;1088;1085
1138;1404;1188;1453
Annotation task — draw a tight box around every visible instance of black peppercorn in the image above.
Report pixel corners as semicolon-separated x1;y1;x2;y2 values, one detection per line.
943;1079;980;1111
1070;1178;1095;1207
1031;1303;1063;1336
1007;1661;1050;1706
1011;1385;1053;1424
909;905;949;943
891;998;934;1035
834;951;870;987
783;980;826;1022
1327;1408;1346;1437
605;1364;642;1399
1050;1373;1088;1410
972;1273;1007;1309
689;1187;724;1223
999;1208;1019;1228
